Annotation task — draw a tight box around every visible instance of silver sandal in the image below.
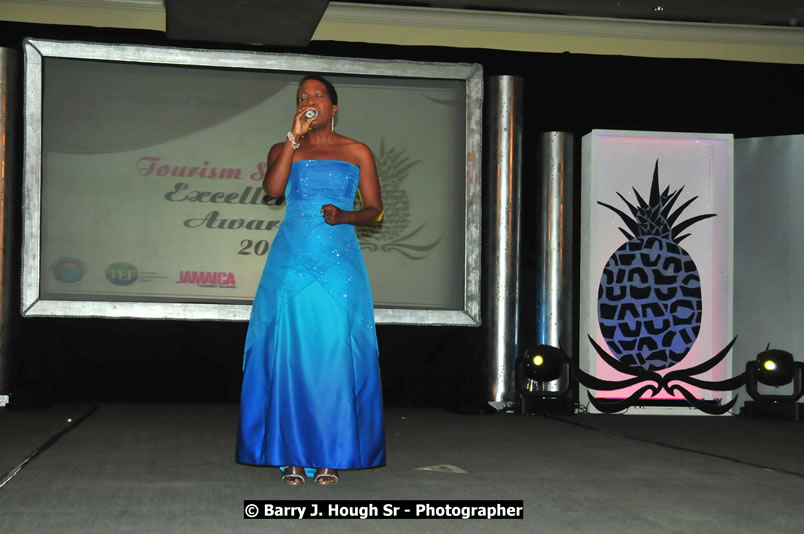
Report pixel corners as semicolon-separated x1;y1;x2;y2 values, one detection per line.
282;467;306;485
314;468;339;485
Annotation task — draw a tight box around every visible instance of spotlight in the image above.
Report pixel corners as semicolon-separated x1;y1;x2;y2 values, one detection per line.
753;349;795;387
744;348;803;420
515;345;571;414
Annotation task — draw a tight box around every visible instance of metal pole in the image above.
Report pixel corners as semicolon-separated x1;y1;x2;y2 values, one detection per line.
535;131;574;393
0;48;19;407
484;75;523;407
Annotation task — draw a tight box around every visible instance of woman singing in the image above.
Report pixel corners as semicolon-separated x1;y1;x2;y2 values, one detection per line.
236;74;386;485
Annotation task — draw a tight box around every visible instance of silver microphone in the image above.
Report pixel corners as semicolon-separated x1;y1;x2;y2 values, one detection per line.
304;109;318;119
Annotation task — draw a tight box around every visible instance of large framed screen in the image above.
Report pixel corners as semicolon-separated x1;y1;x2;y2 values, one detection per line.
22;39;482;325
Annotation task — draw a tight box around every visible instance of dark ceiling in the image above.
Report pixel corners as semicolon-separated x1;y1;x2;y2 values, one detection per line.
158;0;804;48
344;0;804;27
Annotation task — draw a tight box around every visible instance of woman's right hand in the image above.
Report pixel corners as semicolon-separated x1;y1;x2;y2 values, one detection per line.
291;107;317;138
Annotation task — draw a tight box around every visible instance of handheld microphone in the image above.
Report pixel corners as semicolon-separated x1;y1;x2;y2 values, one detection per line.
304;109;318;119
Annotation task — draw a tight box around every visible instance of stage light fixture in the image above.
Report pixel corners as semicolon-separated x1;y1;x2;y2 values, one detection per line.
518;346;564;383
749;349;797;389
752;349;795;387
744;348;803;420
515;345;571;414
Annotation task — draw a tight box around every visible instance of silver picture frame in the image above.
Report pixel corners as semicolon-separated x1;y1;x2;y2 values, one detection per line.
22;38;483;325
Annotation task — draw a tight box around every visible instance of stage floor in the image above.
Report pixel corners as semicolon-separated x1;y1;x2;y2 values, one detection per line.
2;403;803;533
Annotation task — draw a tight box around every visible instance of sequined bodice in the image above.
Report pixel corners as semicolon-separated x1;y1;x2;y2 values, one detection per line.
254;157;368;330
285;159;359;216
277;159;360;252
269;159;363;287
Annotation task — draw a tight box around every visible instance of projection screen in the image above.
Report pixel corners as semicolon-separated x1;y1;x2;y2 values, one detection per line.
22;39;482;324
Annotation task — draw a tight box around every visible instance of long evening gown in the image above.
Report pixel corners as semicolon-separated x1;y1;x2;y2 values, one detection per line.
236;159;385;476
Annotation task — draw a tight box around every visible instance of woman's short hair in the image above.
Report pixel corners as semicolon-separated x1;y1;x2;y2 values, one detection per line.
298;74;338;106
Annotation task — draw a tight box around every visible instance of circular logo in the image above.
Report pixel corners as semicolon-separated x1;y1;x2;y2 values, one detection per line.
244;504;259;518
105;262;139;286
51;258;86;283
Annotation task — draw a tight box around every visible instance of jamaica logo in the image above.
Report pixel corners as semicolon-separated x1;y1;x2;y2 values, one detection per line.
355;139;440;259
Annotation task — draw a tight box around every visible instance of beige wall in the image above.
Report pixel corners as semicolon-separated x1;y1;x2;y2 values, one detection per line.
1;0;803;64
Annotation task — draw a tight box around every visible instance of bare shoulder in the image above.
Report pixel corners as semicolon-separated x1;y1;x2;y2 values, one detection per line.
336;135;374;166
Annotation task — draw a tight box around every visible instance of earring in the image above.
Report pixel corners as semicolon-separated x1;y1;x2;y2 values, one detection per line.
331;116;335;133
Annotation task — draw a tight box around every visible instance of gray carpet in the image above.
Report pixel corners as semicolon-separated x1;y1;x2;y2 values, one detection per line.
1;403;803;533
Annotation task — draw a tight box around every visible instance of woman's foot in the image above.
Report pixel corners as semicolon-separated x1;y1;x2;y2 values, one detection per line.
314;468;339;485
282;466;306;485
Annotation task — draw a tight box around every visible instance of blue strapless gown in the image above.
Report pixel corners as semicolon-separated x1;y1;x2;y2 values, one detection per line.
236;160;385;476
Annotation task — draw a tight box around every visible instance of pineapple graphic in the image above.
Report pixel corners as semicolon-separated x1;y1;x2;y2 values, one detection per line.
353;139;441;259
596;160;715;371
355;139;418;241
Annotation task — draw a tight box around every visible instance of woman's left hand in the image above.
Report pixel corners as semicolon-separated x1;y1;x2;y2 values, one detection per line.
321;204;348;225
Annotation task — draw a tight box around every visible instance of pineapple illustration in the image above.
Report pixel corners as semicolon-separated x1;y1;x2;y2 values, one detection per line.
355;139;418;241
597;161;715;371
